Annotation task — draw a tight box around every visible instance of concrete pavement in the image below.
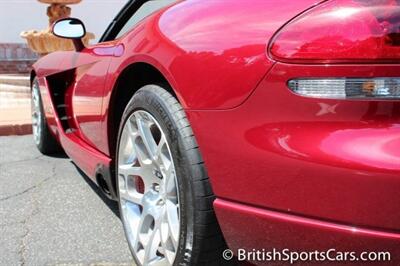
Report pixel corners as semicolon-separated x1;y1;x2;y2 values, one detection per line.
0;135;134;266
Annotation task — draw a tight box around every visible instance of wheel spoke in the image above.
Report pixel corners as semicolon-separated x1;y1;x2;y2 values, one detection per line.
118;129;135;165
165;200;179;249
163;248;176;265
118;164;141;177
133;135;153;166
160;221;175;264
143;223;161;265
119;185;143;205
136;115;158;160
155;135;167;162
163;165;177;198
126;116;139;136
155;134;172;169
160;227;176;264
119;190;143;205
133;210;148;253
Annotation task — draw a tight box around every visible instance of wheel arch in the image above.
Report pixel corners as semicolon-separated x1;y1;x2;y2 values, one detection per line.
107;61;179;161
106;62;182;198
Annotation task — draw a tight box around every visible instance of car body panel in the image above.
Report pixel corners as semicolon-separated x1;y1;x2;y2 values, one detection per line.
31;0;400;262
63;45;113;148
35;75;111;178
214;199;400;266
186;63;400;232
98;0;322;154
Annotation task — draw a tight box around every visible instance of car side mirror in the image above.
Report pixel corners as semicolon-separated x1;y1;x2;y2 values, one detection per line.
52;18;86;52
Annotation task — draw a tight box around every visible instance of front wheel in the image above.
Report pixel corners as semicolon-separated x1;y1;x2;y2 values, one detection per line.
31;77;62;155
116;85;230;265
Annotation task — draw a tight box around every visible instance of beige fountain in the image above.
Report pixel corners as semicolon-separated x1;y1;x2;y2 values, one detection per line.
20;0;95;56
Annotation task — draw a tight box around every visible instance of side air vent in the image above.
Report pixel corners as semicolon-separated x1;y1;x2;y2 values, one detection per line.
46;70;76;132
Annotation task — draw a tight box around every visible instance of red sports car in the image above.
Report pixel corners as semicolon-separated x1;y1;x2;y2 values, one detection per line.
31;0;400;265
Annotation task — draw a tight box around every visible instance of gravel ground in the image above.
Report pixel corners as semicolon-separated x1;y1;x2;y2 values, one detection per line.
0;135;134;266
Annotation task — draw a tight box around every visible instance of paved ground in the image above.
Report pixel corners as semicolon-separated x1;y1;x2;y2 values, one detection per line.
0;135;134;266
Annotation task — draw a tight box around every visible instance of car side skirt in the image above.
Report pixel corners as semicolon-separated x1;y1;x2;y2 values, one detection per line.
214;199;400;265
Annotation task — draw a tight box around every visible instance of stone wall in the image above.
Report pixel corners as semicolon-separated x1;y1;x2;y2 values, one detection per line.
0;43;38;74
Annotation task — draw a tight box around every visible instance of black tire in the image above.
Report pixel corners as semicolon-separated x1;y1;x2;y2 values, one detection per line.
31;77;62;155
116;85;234;265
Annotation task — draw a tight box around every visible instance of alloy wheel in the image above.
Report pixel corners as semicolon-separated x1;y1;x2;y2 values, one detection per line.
117;110;180;266
31;82;42;145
